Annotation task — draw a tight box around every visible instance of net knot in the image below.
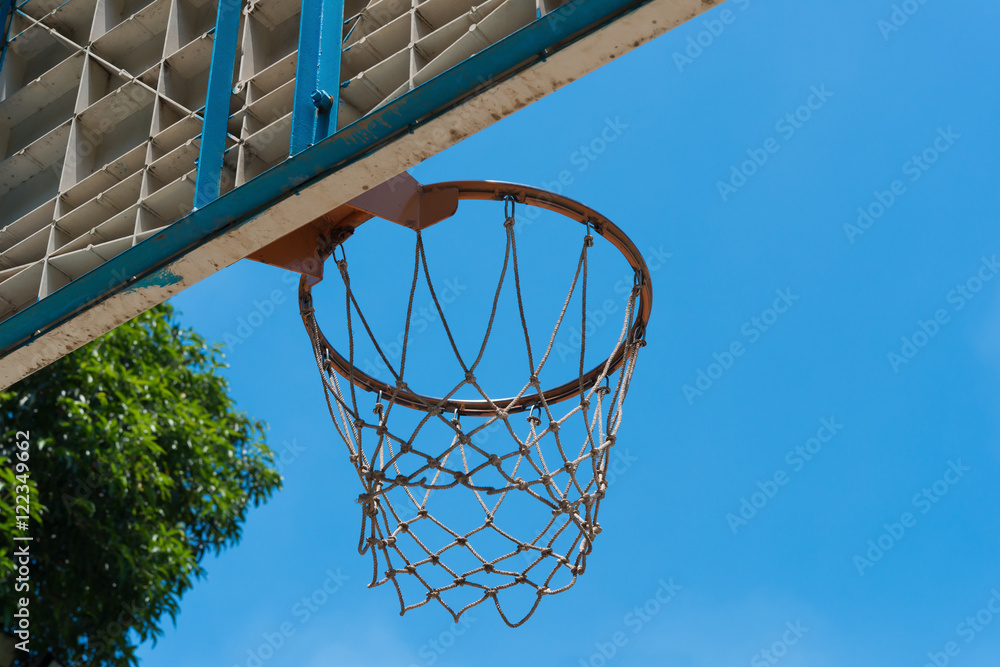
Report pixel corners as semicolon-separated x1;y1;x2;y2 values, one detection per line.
536;587;550;596
455;536;468;546
515;573;528;584
503;216;515;229
584;235;594;248
529;375;540;386
426;590;439;599
464;371;476;383
361;498;379;517
353;418;366;429
580;398;590;410
454;576;466;586
548;421;560;433
482;563;495;573
405;564;417;574
514;478;529;491
395;380;409;392
484;514;494;526
495;409;509;420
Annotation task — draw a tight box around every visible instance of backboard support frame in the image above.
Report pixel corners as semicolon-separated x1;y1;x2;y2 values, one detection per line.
0;0;716;389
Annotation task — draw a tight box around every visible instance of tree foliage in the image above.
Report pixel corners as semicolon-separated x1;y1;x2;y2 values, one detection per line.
0;304;281;666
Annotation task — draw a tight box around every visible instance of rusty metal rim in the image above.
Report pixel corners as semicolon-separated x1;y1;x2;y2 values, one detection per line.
300;180;652;417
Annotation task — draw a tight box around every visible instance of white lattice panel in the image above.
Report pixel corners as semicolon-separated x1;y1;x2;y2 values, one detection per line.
0;0;548;320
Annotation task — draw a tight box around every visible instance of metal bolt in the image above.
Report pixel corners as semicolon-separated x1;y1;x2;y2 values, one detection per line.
311;89;334;113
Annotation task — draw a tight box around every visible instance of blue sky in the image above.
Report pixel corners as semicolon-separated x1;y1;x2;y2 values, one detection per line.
138;1;1000;665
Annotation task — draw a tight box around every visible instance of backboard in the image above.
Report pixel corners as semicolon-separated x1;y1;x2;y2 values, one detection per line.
0;0;715;388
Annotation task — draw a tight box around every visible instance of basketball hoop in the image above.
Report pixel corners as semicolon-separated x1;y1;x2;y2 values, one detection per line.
295;179;652;626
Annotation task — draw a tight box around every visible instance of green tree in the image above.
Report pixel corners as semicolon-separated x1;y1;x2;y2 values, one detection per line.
0;304;281;667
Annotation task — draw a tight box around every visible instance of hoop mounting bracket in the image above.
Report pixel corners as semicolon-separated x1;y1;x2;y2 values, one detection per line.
246;172;459;281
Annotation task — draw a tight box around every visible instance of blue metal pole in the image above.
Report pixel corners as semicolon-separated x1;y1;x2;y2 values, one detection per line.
193;0;242;209
313;0;344;143
290;0;344;154
0;0;16;74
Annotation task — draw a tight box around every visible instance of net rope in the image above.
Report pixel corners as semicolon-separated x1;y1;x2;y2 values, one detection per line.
300;199;645;626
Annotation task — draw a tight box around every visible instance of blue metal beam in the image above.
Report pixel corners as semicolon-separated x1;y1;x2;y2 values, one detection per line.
313;0;344;144
290;0;345;154
0;0;653;358
0;0;15;74
192;0;242;209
